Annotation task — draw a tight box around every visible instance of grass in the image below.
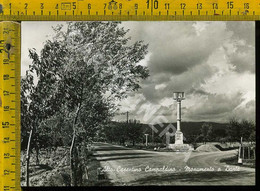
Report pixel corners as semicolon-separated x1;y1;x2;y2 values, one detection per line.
82;157;113;186
21;147;113;186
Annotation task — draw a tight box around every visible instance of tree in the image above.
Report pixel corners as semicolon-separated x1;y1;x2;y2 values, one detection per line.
226;118;240;142
23;21;149;186
249;129;255;142
200;123;208;144
21;40;66;186
213;128;226;141
126;120;142;146
226;118;255;143
111;122;128;145
199;123;213;144
206;125;213;142
240;120;255;142
103;122;124;143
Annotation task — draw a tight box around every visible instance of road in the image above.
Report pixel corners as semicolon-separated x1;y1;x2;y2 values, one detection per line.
93;142;255;186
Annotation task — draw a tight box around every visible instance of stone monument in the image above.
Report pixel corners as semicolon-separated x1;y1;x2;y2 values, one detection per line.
168;92;192;151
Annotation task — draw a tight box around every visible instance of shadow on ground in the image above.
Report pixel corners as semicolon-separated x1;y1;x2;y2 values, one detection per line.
93;152;151;157
30;164;53;170
97;155;152;161
93;144;131;151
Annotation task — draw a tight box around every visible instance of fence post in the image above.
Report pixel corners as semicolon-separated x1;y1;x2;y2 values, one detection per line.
238;137;243;164
238;145;242;164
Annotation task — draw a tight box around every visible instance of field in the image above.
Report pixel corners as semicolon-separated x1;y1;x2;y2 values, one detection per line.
20;147;112;186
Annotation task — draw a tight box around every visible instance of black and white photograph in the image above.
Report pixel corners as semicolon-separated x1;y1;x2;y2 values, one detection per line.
20;21;255;186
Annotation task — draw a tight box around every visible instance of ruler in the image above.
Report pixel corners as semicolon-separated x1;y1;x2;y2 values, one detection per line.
0;0;259;21
0;21;20;191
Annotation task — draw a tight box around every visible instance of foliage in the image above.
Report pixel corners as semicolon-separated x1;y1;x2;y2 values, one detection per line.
103;120;143;146
226;118;255;142
126;120;143;146
198;123;213;144
21;21;149;186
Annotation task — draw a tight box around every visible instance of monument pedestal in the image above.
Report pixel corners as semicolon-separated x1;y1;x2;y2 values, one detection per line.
175;131;183;144
167;144;192;151
166;130;192;151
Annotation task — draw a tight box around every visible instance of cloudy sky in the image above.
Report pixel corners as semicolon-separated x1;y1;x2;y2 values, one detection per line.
21;21;255;124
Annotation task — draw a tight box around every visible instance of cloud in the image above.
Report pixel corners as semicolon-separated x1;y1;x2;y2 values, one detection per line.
21;21;255;123
228;43;255;73
185;92;244;121
124;22;234;76
226;21;255;46
118;21;255;123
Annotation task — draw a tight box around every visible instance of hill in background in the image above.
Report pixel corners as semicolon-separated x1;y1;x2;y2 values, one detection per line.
142;122;227;138
109;121;228;143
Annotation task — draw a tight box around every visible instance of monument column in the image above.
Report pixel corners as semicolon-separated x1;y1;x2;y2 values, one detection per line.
177;100;181;132
173;92;184;145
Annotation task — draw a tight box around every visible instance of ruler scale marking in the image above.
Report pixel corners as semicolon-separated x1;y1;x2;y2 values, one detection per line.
0;21;21;191
0;0;258;20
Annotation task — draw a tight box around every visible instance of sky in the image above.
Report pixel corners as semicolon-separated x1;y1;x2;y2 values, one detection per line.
21;21;255;124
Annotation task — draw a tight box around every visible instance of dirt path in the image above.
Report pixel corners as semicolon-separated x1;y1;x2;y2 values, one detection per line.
93;142;255;185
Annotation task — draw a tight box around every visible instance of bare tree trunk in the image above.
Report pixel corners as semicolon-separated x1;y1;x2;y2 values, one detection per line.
70;104;81;186
70;131;76;186
76;146;83;186
35;148;39;165
26;128;33;187
35;138;39;165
